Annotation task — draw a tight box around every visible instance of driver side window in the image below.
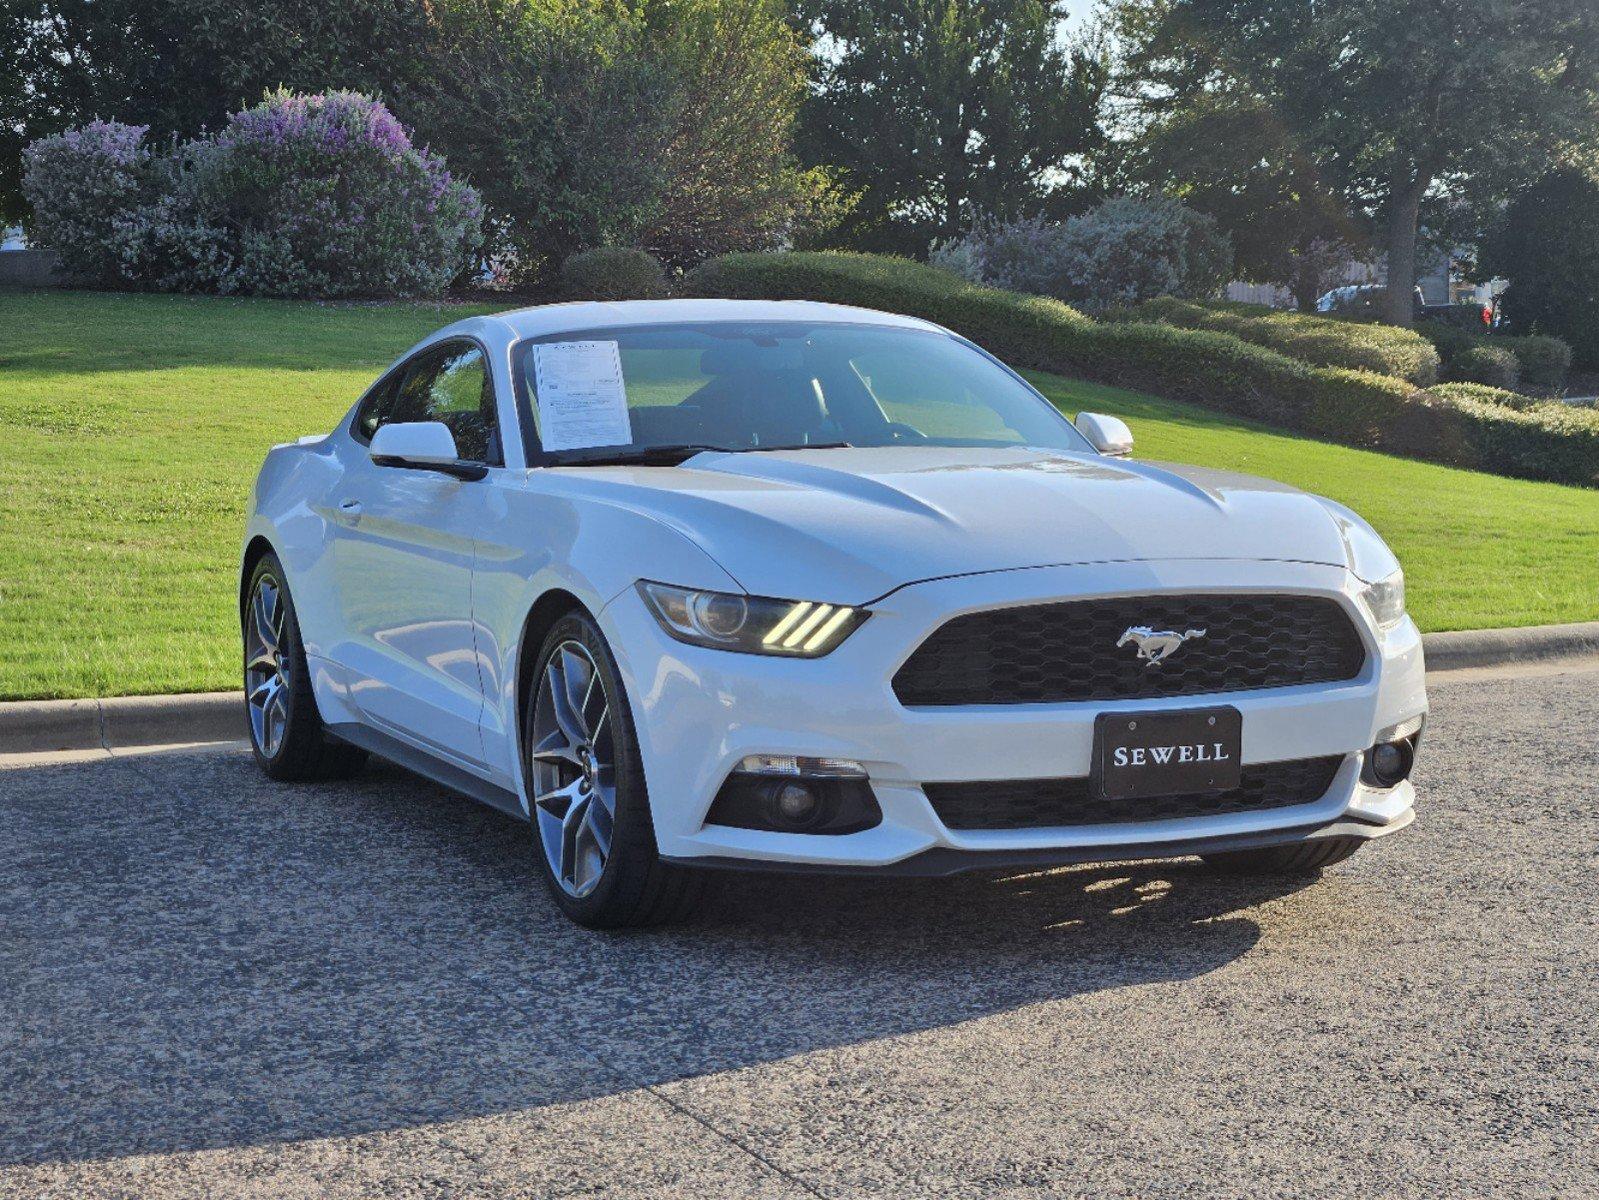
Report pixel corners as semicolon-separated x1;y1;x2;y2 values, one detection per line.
354;341;500;464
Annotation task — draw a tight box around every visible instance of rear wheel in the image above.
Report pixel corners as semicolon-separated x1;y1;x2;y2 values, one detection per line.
243;553;366;781
524;612;704;928
1201;838;1362;875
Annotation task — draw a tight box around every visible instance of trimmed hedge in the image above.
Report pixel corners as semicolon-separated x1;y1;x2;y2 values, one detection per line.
684;251;1599;487
1418;322;1571;394
1496;334;1572;392
1449;342;1521;390
560;247;669;300
1428;381;1545;413
1114;296;1441;386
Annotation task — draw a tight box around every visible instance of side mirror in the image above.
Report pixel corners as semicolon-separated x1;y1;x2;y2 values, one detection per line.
1074;411;1134;457
369;421;487;480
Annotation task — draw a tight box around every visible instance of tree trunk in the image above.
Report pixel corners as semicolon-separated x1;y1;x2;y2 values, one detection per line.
1383;174;1428;328
1290;262;1320;313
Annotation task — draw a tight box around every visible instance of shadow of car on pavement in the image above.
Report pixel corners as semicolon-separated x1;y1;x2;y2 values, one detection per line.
2;751;1319;1167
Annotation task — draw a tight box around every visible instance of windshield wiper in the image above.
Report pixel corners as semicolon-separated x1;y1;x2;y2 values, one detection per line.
750;441;853;452
546;441;853;467
546;443;735;467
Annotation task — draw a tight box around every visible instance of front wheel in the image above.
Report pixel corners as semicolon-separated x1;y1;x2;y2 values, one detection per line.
243;553;366;782
524;612;705;928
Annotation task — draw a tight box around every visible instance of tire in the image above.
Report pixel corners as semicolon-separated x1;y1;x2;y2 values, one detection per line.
523;611;705;929
243;552;367;782
1201;837;1363;876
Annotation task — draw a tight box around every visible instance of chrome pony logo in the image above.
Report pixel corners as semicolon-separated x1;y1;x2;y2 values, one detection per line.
1117;625;1207;666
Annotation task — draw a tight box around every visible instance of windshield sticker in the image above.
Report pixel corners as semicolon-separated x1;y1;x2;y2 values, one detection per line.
531;340;633;452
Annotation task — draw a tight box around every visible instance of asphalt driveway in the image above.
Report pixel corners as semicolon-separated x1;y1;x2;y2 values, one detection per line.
2;664;1596;1198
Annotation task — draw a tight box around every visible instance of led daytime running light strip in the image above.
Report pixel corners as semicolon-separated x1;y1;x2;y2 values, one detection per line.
760;600;857;653
762;601;812;646
804;605;855;651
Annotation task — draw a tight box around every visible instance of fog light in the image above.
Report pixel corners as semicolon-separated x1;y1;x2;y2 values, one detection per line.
1363;739;1414;788
705;770;882;835
771;781;821;827
1371;743;1403;780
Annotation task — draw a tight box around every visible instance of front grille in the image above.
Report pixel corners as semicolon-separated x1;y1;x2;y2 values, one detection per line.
892;594;1365;706
923;755;1345;830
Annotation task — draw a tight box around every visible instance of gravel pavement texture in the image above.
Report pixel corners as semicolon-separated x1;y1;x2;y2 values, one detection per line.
2;664;1596;1198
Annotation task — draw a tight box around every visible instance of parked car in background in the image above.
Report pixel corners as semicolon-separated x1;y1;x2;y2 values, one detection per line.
240;299;1427;927
1317;283;1493;328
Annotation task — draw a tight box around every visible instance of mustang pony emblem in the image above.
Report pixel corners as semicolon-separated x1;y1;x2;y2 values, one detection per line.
1117;625;1207;666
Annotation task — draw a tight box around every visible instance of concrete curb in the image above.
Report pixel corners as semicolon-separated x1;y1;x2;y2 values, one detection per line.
1422;620;1599;673
4;622;1598;755
0;692;242;755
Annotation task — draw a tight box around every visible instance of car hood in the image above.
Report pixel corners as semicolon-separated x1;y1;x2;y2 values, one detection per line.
551;446;1363;605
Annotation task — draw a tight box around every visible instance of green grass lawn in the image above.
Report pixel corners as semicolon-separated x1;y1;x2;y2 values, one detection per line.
2;288;1597;700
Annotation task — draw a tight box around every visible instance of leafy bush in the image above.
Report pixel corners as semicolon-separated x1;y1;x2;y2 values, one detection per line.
22;93;483;298
1427;382;1545;413
1480;167;1599;370
189;90;483;298
1412;393;1599;485
1447;343;1521;390
689;250;1096;369
1418;322;1570;394
1116;296;1440;387
1495;334;1572;392
21;121;152;284
929;198;1233;314
560;247;669;300
1421;302;1493;331
686;250;1598;486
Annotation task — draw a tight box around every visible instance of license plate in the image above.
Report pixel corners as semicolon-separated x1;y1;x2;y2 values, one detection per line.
1094;707;1243;801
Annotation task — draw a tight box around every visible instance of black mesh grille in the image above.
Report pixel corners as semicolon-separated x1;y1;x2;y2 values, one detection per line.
924;755;1345;830
893;594;1365;706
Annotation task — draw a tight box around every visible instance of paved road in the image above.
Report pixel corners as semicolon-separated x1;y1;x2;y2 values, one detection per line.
3;665;1597;1199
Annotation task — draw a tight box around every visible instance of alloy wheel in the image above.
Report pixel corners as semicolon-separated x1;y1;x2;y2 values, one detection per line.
245;573;291;757
530;640;617;898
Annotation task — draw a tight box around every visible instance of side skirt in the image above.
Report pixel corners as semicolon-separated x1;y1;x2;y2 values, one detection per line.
326;721;527;821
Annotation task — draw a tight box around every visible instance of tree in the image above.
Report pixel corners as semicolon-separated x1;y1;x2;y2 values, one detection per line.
1110;0;1599;326
796;0;1106;257
401;0;676;278
1119;90;1367;310
2;0;821;275
1;0;241;223
641;0;836;267
930;196;1232;311
1480;166;1599;369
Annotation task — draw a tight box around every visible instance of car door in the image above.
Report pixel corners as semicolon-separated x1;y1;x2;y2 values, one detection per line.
328;339;501;769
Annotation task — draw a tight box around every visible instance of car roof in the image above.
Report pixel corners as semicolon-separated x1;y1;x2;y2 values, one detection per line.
484;298;947;340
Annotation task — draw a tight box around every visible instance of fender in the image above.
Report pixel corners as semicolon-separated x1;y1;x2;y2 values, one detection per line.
471;474;742;796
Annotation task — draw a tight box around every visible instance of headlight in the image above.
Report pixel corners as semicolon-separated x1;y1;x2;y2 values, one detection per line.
637;581;868;656
1358;568;1406;630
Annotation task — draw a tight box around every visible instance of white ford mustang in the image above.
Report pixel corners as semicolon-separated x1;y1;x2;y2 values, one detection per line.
241;299;1427;927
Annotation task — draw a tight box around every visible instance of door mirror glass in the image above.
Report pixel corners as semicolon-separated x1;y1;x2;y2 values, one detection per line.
1073;411;1134;457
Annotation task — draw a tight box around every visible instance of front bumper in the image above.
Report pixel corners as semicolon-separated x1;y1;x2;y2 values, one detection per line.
598;559;1427;871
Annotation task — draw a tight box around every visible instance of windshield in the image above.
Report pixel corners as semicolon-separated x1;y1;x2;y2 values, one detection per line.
513;321;1092;463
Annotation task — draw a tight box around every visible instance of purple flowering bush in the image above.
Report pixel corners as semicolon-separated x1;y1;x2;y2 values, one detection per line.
21;122;154;284
22;92;483;298
192;90;483;297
